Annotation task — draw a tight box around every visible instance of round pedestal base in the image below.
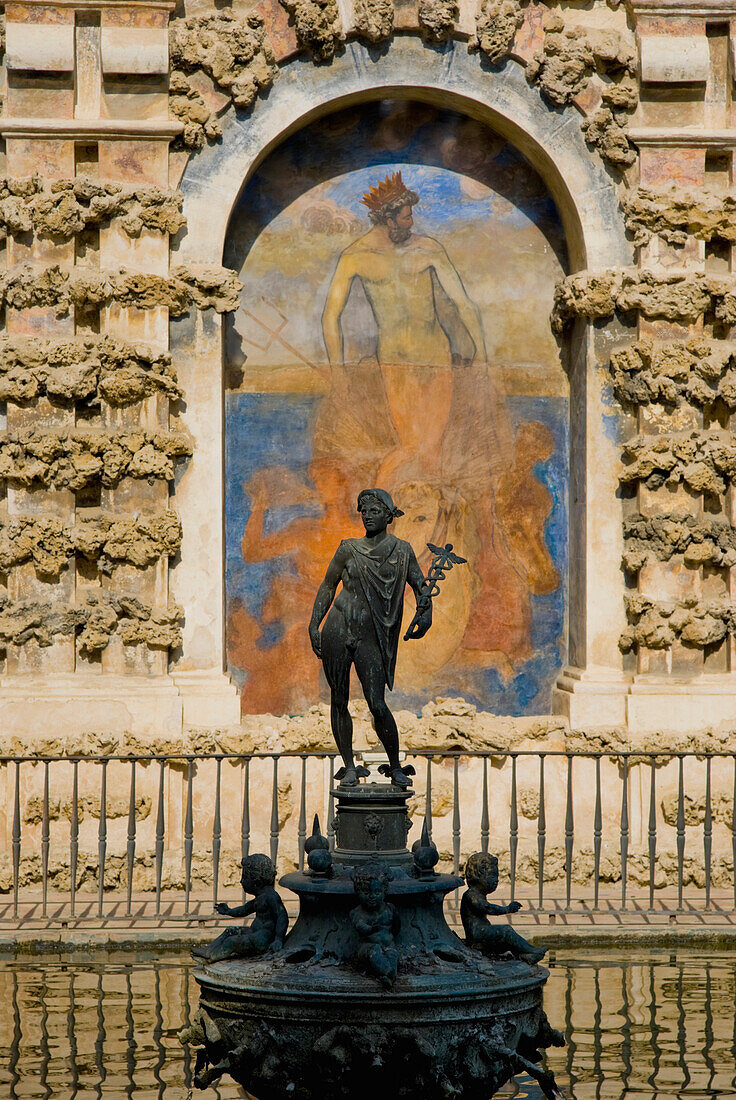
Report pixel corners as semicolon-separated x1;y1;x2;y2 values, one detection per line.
332;782;414;867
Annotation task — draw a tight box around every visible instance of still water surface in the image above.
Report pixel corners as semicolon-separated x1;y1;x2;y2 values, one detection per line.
0;948;734;1099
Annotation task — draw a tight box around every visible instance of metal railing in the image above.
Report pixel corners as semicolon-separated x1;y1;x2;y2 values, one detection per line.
1;750;735;924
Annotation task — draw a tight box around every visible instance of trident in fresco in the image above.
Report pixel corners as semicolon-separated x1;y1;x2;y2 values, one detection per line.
403;543;467;641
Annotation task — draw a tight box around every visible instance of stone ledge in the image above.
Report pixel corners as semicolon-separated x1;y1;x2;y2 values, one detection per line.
0;120;183;140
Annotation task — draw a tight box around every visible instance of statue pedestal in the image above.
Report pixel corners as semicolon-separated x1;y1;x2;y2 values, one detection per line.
332;782;414;868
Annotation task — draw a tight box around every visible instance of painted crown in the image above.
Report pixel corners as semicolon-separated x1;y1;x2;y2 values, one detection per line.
360;171;411;213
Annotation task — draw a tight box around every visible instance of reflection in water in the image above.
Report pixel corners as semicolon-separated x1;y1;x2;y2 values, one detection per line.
0;949;734;1099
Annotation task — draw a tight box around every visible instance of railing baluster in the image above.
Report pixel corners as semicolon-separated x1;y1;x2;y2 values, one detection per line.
297;755;307;871
41;761;50;919
480;756;489;855
620;756;629;910
676;755;685;911
154;759;165;917
425;757;433;840
12;761;20;920
509;755;518;903
270;756;280;869
648;756;657;911
452;755;461;879
704;756;712;910
538;755;546;910
98;759;107;919
593;755;602;911
70;761;78;919
126;760;137;917
565;755;574;911
212;758;222;908
184;759;194;916
241;757;251;860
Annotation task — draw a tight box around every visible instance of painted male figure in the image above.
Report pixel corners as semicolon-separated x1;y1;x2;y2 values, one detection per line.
309;488;431;788
321;171;487;482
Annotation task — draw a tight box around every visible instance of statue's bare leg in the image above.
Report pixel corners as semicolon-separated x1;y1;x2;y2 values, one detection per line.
354;637;411;788
321;608;359;784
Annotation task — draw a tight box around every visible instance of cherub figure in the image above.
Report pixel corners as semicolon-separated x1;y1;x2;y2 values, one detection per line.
192;854;288;962
461;852;545;965
350;862;400;988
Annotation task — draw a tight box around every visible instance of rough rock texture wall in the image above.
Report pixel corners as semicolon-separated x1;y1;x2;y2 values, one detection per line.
170;11;278;147
0;264;241;317
552;269;736;332
525;10;637;168
0;335;181;404
0;177;185;241
279;0;344;59
609;339;736;411
353;0;394;43
0;511;182;576
470;0;524;64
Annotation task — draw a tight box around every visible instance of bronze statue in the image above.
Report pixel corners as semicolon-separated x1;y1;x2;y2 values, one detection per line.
193;854;288;962
309;487;432;789
350;861;400;988
461;853;546;965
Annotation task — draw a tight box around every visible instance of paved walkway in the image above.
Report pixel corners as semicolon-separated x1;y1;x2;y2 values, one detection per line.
2;888;736;948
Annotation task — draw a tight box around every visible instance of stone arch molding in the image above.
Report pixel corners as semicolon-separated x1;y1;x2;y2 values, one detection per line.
170;36;632;727
176;37;630;271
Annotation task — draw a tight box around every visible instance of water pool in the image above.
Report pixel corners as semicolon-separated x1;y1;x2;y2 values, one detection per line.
0;947;734;1099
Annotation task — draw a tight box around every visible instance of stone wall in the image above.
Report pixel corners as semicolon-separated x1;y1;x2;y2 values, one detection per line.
0;0;735;759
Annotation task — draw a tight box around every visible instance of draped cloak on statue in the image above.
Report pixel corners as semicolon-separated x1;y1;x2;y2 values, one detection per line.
343;534;411;690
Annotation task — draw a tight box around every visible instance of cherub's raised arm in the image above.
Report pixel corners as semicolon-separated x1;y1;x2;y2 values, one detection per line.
227;898;257;918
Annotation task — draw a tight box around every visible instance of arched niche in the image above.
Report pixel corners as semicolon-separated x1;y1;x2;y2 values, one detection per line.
170;37;633;728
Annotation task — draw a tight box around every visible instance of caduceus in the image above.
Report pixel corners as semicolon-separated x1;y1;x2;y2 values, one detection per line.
403;542;468;641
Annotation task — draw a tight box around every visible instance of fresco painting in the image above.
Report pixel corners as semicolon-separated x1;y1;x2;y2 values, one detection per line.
224;101;569;716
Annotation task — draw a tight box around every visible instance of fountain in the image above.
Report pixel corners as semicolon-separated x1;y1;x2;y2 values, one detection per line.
184;488;565;1097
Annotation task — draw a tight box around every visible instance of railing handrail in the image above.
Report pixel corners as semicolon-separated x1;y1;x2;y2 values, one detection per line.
1;748;735;763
